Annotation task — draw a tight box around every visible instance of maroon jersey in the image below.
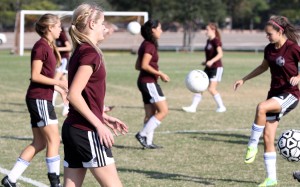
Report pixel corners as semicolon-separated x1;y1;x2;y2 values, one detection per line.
205;38;223;68
264;39;300;98
64;43;106;131
56;31;70;59
137;41;159;83
26;38;56;101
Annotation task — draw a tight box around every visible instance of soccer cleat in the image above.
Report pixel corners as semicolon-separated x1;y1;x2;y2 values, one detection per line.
293;171;300;182
182;106;196;113
48;173;62;187
135;133;148;148
144;143;163;149
244;146;258;164
1;176;16;187
216;106;226;113
258;178;277;187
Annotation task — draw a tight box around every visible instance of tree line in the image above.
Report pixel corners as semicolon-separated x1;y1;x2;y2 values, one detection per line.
1;0;300;31
1;0;300;49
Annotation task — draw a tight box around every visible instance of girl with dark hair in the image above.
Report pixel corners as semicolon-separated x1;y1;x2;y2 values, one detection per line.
135;19;170;149
182;22;226;113
1;14;67;187
234;16;300;186
62;3;128;186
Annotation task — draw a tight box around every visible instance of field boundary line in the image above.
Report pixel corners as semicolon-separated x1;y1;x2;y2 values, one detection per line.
0;166;48;187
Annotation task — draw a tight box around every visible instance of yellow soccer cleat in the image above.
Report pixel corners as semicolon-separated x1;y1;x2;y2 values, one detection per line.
244;146;258;164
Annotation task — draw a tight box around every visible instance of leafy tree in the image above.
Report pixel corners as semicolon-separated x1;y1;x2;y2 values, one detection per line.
224;0;269;30
0;0;59;31
269;0;300;24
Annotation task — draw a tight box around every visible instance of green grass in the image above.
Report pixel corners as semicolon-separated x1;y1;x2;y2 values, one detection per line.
0;50;300;186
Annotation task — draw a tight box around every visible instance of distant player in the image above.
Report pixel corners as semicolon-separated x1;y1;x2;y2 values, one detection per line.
234;16;300;186
1;14;67;187
135;19;170;149
182;23;226;113
62;3;128;187
53;27;72;116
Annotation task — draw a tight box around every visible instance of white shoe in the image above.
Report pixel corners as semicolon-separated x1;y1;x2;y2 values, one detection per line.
216;106;226;113
182;106;196;113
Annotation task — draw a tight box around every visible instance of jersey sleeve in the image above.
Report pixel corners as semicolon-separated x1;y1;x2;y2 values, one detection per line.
291;44;300;63
32;44;47;62
214;38;222;47
79;47;101;71
144;42;156;56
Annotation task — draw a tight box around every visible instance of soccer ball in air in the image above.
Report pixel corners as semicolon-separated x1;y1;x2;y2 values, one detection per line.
277;129;300;162
185;70;209;93
127;21;141;35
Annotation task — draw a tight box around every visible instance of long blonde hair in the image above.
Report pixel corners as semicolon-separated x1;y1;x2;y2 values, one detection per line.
35;14;61;65
69;3;104;56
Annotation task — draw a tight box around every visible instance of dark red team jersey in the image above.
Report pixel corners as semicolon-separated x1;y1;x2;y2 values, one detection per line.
56;31;70;59
26;38;56;101
264;39;300;98
137;40;159;83
64;43;106;131
205;37;223;68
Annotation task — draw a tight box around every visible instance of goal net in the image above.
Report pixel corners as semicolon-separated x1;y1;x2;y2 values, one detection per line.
14;10;148;56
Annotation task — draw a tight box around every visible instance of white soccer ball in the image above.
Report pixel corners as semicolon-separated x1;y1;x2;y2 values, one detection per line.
277;129;300;162
185;69;209;93
127;21;141;35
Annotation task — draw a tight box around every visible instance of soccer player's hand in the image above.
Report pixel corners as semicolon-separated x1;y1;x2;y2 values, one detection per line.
233;79;244;91
290;76;300;86
206;60;213;67
160;72;170;82
58;79;68;92
104;116;128;136
96;124;115;148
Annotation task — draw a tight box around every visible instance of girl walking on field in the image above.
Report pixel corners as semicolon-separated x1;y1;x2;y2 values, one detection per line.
135;19;170;149
234;16;300;187
1;14;67;187
62;3;128;187
182;23;226;113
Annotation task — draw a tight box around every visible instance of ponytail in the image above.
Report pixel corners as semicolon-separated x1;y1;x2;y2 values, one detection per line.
35;14;61;66
69;3;104;57
267;16;300;44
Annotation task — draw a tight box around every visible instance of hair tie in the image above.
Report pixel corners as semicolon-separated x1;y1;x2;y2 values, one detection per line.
269;20;284;31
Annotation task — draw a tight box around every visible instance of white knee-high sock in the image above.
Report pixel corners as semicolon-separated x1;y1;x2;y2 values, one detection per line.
248;123;265;147
264;152;277;180
46;155;60;175
139;116;161;144
8;157;30;183
190;93;202;109
213;93;225;108
145;116;161;145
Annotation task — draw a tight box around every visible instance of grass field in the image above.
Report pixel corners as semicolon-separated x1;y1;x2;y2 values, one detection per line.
1;50;300;187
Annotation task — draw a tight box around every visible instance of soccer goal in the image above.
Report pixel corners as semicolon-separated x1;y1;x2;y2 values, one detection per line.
14;10;148;56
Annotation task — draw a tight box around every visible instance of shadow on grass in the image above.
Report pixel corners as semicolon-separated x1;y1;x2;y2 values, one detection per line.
118;167;255;185
0;136;32;141
0;109;26;113
177;131;264;145
117;105;211;112
113;144;144;150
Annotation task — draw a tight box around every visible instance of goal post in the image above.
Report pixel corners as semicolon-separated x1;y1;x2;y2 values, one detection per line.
16;10;148;56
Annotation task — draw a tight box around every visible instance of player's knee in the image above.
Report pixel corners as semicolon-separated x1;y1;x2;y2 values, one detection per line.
256;103;267;115
160;108;168;118
208;87;216;95
32;142;47;152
